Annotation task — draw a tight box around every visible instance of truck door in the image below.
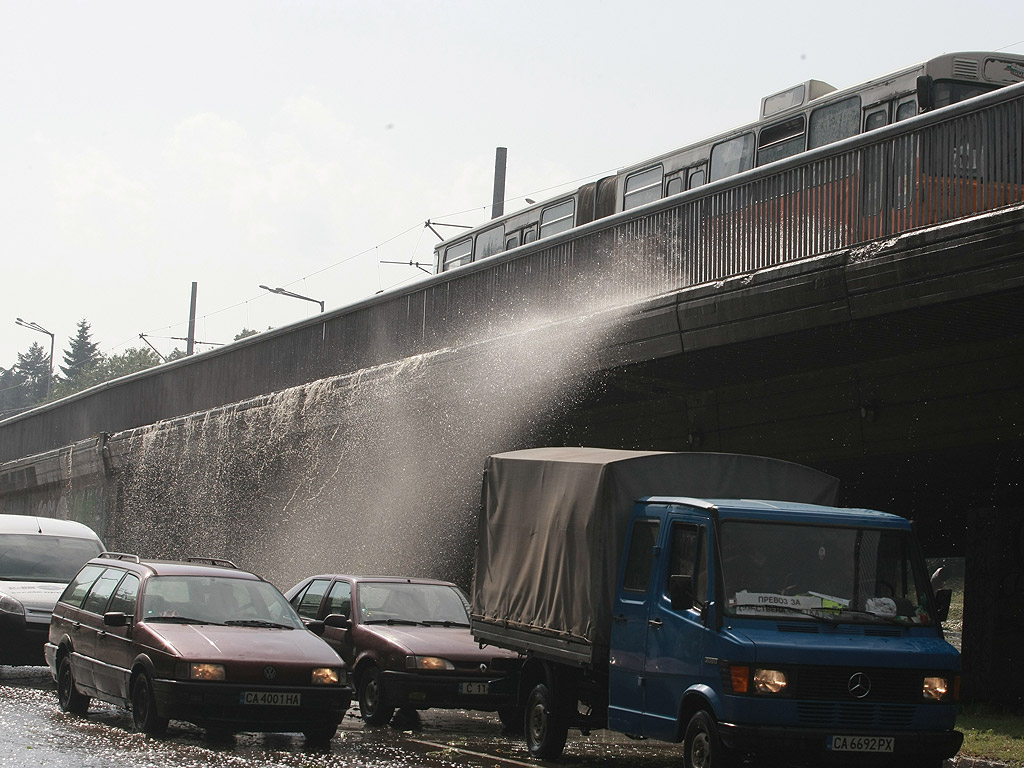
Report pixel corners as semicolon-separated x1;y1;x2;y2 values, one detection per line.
608;516;661;733
642;518;710;740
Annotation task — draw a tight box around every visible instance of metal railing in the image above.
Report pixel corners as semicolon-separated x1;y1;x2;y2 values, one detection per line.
2;82;1022;463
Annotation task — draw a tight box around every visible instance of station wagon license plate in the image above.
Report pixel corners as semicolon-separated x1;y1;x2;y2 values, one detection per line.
240;691;301;706
829;735;894;752
458;682;489;695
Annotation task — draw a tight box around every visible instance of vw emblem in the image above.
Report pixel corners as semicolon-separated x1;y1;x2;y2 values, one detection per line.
848;672;871;699
263;665;277;680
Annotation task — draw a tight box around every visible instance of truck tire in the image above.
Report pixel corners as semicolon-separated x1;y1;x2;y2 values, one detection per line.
683;710;737;768
525;683;569;759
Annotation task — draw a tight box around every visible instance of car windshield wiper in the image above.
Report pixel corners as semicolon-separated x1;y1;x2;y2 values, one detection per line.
223;619;295;629
364;618;421;626
420;620;471;627
146;616;213;625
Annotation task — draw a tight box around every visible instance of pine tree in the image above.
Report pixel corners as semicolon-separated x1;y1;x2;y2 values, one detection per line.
14;342;52;404
60;318;101;384
0;365;30;417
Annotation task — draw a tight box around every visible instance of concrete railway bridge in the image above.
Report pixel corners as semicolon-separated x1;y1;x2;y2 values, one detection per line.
2;83;1023;703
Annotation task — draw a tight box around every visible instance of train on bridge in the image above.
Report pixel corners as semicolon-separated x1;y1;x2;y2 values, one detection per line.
435;50;1024;274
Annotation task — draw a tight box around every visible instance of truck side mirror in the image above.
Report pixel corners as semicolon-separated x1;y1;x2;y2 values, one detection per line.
669;575;694;611
933;588;952;623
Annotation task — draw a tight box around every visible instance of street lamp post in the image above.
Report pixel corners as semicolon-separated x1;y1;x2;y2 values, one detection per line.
258;285;325;313
14;318;55;398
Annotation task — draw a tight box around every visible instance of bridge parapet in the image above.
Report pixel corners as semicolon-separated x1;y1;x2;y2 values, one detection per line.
1;82;1022;465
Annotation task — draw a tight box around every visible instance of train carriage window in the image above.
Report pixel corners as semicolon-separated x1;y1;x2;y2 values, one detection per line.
442;238;472;271
808;95;862;149
865;108;888;132
539;199;575;240
688;167;706;188
523;227;538;244
506;233;520;250
709;132;754;182
473;224;505;262
895;99;918;122
666;176;684;197
623;166;664;210
757;116;805;166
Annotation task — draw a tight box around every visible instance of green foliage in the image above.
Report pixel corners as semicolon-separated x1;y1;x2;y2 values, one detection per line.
958;706;1024;766
59;318;101;384
234;327;259;341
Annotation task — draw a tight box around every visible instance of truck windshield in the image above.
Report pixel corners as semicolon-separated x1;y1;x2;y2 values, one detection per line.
720;521;937;625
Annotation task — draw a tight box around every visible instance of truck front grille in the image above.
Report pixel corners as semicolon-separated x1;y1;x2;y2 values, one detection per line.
797;701;916;728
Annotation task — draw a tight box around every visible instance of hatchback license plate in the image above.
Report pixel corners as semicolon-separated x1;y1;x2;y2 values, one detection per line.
830;735;894;752
241;691;300;706
458;682;489;695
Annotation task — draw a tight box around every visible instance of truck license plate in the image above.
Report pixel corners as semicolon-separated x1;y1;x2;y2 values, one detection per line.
458;682;489;695
829;735;894;752
240;691;301;706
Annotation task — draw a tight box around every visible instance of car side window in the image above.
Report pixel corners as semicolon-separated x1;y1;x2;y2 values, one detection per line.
324;580;353;619
59;564;106;608
107;573;140;616
82;568;126;615
293;578;331;619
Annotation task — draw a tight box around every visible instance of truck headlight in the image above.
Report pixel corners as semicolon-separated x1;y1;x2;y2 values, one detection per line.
753;668;788;694
312;667;341;685
407;656;454;671
923;676;950;701
190;663;225;681
0;594;25;617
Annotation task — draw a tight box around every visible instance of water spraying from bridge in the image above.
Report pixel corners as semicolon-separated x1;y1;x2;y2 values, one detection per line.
109;241;660;589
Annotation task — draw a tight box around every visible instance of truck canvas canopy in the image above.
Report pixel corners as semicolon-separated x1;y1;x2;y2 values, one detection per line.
471;447;840;664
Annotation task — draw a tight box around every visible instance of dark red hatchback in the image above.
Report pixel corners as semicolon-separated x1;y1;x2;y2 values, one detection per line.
45;554;351;742
285;575;521;727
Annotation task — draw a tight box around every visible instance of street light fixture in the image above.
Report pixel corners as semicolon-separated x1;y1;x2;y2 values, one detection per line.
258;285;325;313
14;317;55;398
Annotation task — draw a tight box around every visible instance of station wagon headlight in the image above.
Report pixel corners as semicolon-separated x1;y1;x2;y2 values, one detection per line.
923;675;951;701
407;656;454;671
312;667;341;685
753;668;788;694
190;663;225;681
0;594;25;617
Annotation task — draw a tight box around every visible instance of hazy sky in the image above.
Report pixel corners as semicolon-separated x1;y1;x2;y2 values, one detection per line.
2;1;1022;369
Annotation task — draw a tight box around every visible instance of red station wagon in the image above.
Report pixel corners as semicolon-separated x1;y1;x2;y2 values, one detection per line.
45;554;351;742
285;575;522;727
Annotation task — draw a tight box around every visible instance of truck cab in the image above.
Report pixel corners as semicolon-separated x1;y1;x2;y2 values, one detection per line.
609;497;961;767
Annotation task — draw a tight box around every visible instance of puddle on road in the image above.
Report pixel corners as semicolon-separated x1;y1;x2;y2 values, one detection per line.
2;673;690;768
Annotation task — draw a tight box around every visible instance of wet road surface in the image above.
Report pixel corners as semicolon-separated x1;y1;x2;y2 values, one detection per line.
0;666;690;768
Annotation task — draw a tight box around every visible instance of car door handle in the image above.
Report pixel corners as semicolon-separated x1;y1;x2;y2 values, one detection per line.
648;618;663;628
71;621;81;631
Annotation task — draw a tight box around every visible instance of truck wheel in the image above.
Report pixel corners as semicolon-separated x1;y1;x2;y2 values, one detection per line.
683;710;737;768
525;683;568;759
357;666;395;725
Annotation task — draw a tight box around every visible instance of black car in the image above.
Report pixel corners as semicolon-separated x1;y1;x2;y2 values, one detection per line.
46;553;351;741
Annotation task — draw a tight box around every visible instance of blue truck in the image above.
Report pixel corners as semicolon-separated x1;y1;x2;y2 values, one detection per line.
470;448;961;767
